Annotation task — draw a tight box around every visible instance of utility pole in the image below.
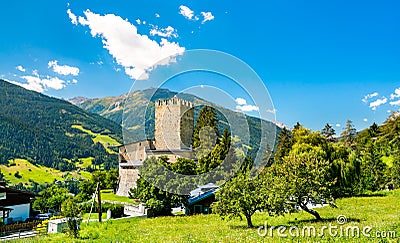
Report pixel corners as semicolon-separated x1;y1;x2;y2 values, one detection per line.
97;177;102;222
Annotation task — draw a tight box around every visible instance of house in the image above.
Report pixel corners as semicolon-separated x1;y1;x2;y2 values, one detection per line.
0;184;37;224
187;183;219;215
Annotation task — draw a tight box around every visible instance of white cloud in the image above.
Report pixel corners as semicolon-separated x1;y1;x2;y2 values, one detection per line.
10;74;66;93
16;65;26;72
74;9;185;80
201;11;214;24
41;76;66;90
390;100;400;106
179;6;214;23
369;97;387;110
67;9;78;25
390;87;400;100
266;109;277;114
179;5;195;20
362;92;378;103
235;98;259;112
363;118;368;122
48;60;80;76
8;77;44;93
236;105;259;112
155;13;160;18
150;25;178;38
135;19;141;25
235;98;247;105
336;124;341;127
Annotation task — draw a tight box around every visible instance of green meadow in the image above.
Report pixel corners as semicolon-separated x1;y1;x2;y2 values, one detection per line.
71;125;121;154
0;159;91;185
100;189;139;204
19;189;400;242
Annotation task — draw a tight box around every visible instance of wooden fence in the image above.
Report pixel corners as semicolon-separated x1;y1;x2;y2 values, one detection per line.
0;221;40;235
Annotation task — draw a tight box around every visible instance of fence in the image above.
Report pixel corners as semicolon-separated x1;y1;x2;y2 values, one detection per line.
0;221;40;235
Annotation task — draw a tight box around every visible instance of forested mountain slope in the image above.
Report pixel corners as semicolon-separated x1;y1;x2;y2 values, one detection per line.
0;79;122;171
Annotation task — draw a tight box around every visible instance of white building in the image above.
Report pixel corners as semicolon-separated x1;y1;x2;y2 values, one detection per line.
47;218;68;233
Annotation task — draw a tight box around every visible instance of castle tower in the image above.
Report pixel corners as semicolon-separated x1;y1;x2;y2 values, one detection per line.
155;96;194;150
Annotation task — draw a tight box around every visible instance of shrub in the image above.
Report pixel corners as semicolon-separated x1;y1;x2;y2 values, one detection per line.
81;202;124;218
61;199;82;238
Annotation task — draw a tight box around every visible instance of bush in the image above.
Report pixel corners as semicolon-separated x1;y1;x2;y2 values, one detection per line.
105;203;124;218
81;202;124;218
61;199;82;238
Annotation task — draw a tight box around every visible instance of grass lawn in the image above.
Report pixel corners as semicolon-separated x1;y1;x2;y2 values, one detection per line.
82;213;108;221
26;189;400;242
101;189;139;204
71;125;121;154
0;159;90;185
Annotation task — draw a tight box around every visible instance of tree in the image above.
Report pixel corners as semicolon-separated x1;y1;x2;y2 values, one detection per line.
212;156;277;228
193;106;219;159
76;179;96;202
274;127;293;162
104;169;119;191
340;120;357;147
321;123;336;142
270;128;336;220
272;144;336;220
361;141;387;191
61;198;82;238
198;129;231;173
328;143;362;197
393;154;400;188
129;157;189;217
293;122;302;131
169;158;197;175
33;185;71;212
368;122;380;138
212;172;266;228
75;169;118;202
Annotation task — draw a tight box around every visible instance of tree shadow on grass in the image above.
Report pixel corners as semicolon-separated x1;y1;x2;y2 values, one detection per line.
355;193;387;198
228;217;362;230
288;217;361;225
228;224;257;230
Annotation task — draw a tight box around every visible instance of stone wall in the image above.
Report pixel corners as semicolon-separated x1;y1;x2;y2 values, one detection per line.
116;164;140;197
119;140;154;163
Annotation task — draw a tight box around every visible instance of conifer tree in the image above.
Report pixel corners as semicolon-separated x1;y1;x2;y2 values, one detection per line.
340;120;357;147
192;106;219;159
321;123;336;142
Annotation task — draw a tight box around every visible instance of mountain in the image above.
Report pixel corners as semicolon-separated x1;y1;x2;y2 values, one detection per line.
356;111;400;154
68;96;89;106
70;88;280;160
0;79;122;171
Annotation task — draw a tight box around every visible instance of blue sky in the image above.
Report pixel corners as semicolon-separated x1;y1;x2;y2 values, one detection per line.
1;0;399;132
